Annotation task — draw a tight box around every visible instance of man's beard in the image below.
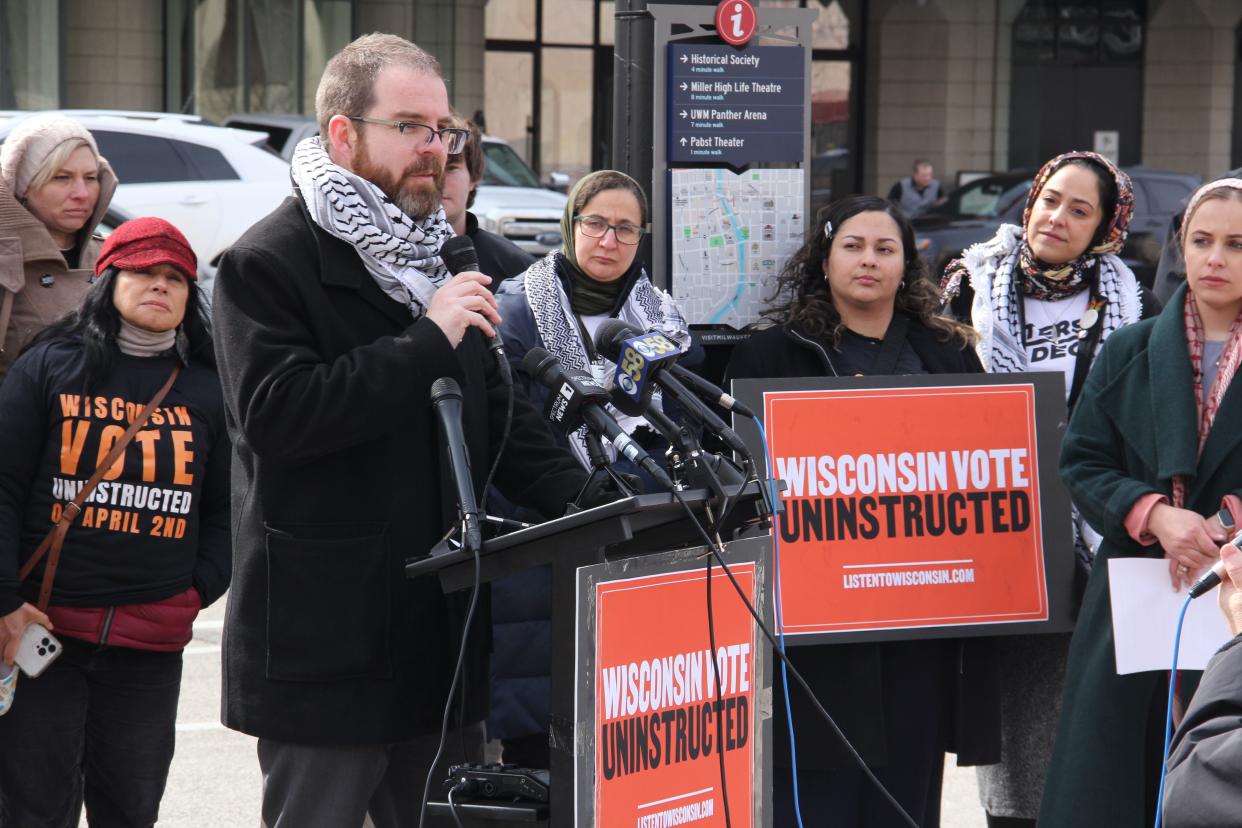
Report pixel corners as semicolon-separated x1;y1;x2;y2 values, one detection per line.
352;138;445;220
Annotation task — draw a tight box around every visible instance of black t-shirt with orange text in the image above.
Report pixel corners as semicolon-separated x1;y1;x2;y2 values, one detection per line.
0;339;231;615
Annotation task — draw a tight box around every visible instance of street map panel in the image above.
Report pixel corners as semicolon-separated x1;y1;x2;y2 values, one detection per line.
671;168;804;328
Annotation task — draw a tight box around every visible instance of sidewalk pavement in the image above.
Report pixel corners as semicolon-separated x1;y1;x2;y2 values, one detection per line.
92;594;987;827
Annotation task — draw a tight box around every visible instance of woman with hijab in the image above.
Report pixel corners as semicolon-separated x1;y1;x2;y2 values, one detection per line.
496;169;691;468
1040;178;1242;826
940;151;1160;828
0;217;230;826
489;170;693;769
0;113;117;382
726;195;993;827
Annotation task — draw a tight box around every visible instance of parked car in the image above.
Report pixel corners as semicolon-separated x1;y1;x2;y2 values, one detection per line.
912;166;1200;287
0;110;292;268
475;136;566;254
223;112;319;160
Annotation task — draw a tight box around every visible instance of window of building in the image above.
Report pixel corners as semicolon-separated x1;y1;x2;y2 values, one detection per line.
484;50;535;163
0;0;59;109
485;0;612;182
805;0;865;206
541;46;593;181
1013;0;1144;64
1010;0;1146;168
166;0;351;122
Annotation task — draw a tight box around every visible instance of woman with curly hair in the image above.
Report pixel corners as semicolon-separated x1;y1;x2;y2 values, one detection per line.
725;195;995;827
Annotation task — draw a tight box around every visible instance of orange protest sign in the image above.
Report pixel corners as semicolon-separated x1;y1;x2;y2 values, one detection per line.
593;564;757;828
764;383;1050;634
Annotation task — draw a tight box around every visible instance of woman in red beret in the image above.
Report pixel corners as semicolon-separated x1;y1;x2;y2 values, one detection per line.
0;217;230;827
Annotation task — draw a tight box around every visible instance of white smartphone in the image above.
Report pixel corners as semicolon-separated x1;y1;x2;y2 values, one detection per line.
15;623;62;678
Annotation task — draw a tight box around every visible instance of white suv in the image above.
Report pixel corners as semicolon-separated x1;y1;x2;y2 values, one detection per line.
475;136;567;255
0;110;292;269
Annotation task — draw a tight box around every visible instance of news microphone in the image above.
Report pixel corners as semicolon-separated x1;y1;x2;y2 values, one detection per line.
522;347;674;491
1190;532;1242;598
1189;561;1226;599
593;320;750;458
440;235;512;387
431;377;481;552
593;319;755;418
668;362;756;419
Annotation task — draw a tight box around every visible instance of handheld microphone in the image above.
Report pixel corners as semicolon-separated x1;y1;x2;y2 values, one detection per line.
440;235;513;387
593;320;751;458
430;377;481;552
522;347;674;491
1190;532;1242;598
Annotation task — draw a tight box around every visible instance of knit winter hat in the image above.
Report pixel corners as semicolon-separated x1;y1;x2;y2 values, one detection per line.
0;114;103;198
96;217;198;281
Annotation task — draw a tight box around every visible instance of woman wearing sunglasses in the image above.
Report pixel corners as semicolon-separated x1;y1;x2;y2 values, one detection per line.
489;170;695;770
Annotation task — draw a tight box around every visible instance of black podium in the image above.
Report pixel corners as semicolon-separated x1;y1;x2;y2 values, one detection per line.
407;483;772;827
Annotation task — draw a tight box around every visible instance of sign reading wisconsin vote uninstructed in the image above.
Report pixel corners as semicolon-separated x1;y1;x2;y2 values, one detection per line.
590;564;758;827
732;373;1075;642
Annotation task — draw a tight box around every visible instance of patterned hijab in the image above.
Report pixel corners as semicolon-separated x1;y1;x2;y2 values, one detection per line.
1018;151;1134;300
1175;178;1242;509
559;170;650;274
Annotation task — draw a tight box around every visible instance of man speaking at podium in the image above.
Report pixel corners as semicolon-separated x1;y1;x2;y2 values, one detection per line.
211;33;584;828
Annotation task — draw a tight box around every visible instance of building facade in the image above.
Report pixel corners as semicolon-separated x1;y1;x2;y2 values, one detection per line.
2;0;1239;195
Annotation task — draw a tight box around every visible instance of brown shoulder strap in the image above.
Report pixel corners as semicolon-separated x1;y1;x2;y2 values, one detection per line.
0;288;14;356
19;365;181;611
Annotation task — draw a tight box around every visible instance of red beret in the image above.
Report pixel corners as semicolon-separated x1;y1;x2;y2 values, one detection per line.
96;217;198;281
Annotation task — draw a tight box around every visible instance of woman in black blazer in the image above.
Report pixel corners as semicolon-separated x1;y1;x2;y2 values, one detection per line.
726;195;995;828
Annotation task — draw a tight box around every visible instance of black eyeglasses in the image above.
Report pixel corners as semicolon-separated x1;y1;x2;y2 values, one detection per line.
574;215;646;245
347;116;468;154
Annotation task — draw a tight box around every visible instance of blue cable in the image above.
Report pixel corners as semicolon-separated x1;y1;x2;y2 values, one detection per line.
1153;592;1192;828
752;414;805;828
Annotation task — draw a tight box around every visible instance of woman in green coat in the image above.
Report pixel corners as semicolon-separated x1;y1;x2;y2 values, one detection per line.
1040;178;1242;826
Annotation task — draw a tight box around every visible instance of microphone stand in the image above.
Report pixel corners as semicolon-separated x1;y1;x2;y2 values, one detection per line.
643;406;746;509
426;509;533;559
570;432;640;511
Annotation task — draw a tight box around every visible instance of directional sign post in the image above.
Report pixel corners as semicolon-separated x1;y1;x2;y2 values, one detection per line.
668;43;805;166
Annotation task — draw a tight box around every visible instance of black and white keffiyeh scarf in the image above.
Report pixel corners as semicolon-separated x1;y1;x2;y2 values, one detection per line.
291;136;451;318
945;224;1141;374
522;250;690;468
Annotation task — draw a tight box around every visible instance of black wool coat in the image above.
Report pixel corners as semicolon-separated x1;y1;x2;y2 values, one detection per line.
211;197;585;745
724;318;1001;771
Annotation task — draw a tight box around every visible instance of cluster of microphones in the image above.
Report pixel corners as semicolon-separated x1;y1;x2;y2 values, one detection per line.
426;237;761;554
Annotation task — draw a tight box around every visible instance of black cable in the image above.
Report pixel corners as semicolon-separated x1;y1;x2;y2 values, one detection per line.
418;379;515;828
703;525;734;828
669;488;919;828
418;537;483;828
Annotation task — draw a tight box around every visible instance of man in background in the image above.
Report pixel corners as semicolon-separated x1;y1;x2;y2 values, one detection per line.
888;158;943;219
440;114;535;291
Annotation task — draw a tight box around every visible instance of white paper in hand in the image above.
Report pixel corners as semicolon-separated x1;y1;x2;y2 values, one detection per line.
1108;557;1233;675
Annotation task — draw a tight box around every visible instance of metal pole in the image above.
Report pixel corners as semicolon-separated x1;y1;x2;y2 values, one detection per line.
610;0;655;268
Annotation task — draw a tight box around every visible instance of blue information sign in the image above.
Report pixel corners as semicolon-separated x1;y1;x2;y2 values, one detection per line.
668;43;805;166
